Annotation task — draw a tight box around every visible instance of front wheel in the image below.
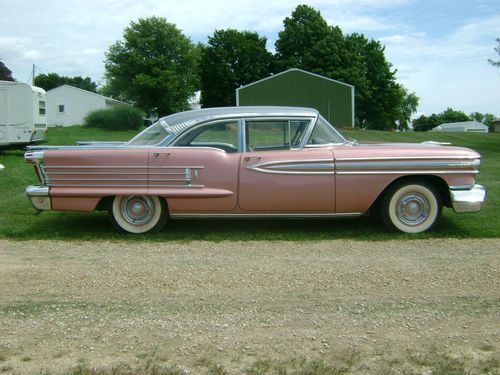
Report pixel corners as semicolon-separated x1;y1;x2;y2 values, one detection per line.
381;180;442;233
109;195;167;234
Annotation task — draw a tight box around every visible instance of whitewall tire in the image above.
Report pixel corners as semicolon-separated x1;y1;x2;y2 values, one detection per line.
382;180;441;233
109;195;167;234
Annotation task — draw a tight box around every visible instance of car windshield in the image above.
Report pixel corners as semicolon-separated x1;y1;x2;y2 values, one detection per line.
127;120;173;146
307;116;346;145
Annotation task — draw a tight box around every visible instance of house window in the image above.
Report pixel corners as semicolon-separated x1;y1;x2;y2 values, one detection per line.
39;101;46;115
58;105;65;113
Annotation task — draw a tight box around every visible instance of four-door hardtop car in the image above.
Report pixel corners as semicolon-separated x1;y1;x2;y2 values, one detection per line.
25;106;486;234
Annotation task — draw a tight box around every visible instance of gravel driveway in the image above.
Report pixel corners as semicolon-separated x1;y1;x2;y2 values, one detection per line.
0;239;499;374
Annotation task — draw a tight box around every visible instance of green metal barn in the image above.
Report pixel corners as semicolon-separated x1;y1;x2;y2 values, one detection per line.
236;68;355;128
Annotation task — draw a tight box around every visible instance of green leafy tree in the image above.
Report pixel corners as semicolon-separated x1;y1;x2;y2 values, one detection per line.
471;111;496;131
34;73;98;92
439;108;470;123
275;5;338;71
488;37;500;67
353;35;402;129
0;60;15;81
200;29;273;107
104;16;199;116
274;5;407;130
412;108;471;131
396;87;419;131
412;114;441;132
470;111;484;123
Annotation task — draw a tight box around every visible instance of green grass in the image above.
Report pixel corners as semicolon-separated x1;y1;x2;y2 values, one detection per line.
0;126;498;240
16;346;499;375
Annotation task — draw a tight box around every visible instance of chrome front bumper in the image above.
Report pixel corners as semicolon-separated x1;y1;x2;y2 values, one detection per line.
450;184;486;213
26;185;51;211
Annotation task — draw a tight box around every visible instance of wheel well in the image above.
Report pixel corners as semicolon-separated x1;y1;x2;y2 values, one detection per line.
95;196;113;211
94;195;170;216
370;175;451;213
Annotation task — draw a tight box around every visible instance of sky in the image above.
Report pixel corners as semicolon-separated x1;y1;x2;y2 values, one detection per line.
1;0;499;117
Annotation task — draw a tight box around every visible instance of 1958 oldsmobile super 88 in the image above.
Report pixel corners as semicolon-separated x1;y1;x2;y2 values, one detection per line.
25;106;486;234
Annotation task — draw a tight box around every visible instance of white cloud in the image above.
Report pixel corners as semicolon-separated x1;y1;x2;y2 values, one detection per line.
381;13;500;115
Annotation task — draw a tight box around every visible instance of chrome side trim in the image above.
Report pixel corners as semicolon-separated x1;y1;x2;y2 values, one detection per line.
450;184;486;213
47;184;204;188
336;170;479;175
335;156;480;161
45;165;205;169
247;158;335;175
336;160;480;170
49;178;190;182
170;212;362;219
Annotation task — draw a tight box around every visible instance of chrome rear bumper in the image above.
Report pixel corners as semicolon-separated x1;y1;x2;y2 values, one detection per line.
450;184;486;213
26;185;51;211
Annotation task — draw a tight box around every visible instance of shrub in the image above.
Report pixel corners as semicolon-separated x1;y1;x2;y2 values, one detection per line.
84;106;145;130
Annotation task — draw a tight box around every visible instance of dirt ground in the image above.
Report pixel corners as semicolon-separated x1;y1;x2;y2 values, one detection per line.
0;239;499;374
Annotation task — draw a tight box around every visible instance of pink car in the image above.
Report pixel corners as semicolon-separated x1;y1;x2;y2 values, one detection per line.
25;107;486;234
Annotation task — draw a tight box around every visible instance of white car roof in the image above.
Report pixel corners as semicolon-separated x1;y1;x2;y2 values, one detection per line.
159;106;319;134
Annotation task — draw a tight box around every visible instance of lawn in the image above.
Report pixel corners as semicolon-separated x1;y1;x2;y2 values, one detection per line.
0;126;498;240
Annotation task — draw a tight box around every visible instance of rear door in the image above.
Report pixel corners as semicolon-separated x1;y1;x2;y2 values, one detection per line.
148;119;241;212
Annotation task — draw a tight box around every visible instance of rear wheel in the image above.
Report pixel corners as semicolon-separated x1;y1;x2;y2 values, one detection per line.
382;180;441;233
109;195;167;234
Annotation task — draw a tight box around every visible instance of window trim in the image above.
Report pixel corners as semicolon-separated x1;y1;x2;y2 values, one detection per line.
242;116;315;152
170;118;242;152
303;115;347;147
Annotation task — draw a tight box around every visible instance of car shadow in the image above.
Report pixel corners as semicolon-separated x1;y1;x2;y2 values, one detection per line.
4;210;475;242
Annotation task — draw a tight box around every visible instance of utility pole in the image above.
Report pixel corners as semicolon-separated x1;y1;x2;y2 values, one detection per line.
32;64;36;86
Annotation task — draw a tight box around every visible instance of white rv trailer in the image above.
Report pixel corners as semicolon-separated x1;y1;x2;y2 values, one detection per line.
0;81;47;149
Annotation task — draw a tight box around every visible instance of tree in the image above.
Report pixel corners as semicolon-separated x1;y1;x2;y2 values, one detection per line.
488;37;500;67
396;87;419;131
471;111;496;131
412;114;440;132
200;29;273;107
275;5;337;71
34;73;98;92
104;16;199;116
439;108;470;123
0;60;15;81
274;5;408;130
412;108;471;131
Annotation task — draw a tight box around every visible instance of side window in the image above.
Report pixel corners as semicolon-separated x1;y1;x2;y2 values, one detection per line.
307;116;345;145
246;120;309;151
175;120;239;152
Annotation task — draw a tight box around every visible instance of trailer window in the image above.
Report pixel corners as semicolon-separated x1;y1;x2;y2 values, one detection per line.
39;101;46;116
58;105;65;113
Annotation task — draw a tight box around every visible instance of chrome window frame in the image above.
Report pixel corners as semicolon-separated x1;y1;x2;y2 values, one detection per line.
242;116;316;153
168;118;243;152
303;115;347;148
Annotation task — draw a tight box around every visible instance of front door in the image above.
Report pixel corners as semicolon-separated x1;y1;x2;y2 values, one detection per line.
238;119;335;212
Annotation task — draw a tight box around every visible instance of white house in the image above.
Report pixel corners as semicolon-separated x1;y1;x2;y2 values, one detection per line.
431;121;489;133
46;85;132;127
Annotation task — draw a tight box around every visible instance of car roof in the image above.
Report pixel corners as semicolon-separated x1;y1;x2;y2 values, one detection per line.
159;106;319;134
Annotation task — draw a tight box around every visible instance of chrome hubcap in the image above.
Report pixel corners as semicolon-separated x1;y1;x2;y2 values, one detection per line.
396;193;430;226
121;196;154;225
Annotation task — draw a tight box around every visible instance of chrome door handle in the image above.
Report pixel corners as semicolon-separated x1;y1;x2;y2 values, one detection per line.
153;152;170;157
244;156;261;162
